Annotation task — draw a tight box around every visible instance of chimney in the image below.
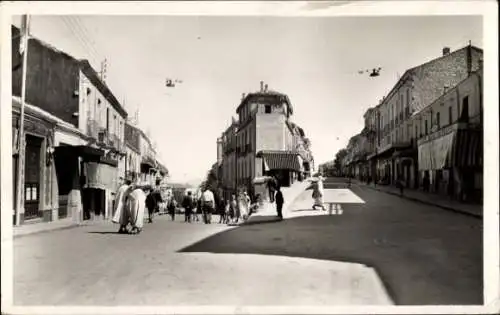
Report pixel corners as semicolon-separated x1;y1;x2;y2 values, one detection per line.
264;84;268;92
242;93;246;100
260;81;264;92
442;47;451;56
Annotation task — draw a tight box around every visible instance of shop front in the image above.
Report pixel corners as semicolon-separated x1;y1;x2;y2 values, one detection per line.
418;122;482;201
12;105;57;225
54;145;104;222
82;155;119;220
256;150;302;189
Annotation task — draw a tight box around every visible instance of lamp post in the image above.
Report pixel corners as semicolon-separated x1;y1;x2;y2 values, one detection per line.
15;15;30;226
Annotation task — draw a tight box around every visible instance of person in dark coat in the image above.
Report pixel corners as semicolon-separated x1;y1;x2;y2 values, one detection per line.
145;187;157;223
167;197;177;221
275;185;284;220
267;176;277;203
182;191;194;223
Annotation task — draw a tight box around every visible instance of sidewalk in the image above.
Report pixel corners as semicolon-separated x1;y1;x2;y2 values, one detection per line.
243;180;311;225
356;181;482;218
13;217;112;239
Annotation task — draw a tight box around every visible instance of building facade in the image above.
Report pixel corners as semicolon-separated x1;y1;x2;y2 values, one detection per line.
368;45;482;188
11;25;167;225
339;44;483;205
217;82;314;201
413;69;483;201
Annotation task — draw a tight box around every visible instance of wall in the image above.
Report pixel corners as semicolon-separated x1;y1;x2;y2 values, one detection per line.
80;71;125;142
376;46;482;152
255;113;286;152
12;26;80;127
124;123;141;152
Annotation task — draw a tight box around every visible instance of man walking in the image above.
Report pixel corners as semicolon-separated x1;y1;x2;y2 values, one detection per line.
182;191;194;223
275;185;284;220
145;185;159;223
267;176;277;203
201;187;215;224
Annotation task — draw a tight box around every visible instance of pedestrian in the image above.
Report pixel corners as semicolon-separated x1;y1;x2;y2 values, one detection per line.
126;184;148;234
182;191;194;223
312;175;326;210
224;199;231;224
267;176;277;203
168;197;177;221
145;187;157;223
237;191;250;222
231;195;240;223
275;185;284;220
201;188;215;224
112;177;132;233
194;197;202;222
218;199;227;224
396;175;404;195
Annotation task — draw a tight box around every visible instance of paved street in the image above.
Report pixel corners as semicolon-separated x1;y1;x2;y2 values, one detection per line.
13;178;482;306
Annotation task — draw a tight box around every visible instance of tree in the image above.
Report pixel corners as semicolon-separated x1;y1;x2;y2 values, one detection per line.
333;148;348;175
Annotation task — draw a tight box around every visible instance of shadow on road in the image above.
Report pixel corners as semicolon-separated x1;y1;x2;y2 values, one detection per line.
178;191;483;306
87;231;126;235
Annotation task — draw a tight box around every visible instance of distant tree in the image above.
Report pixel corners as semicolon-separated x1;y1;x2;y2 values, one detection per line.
334;149;348;175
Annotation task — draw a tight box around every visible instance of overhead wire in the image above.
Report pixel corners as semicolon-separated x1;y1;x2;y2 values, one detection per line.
59;16;100;65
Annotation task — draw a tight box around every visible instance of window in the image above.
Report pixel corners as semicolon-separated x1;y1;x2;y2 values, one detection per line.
461;96;469;122
425;120;428;135
265;105;272;114
106;108;110;131
436;112;440;129
448;106;453;125
415;125;418;139
406;89;410;107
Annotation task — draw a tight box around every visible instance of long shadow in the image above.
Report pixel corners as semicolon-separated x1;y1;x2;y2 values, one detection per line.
87;231;126;235
178;206;483;305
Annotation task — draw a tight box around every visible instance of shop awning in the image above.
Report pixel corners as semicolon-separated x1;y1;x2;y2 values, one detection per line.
257;150;301;172
84;161;118;191
450;129;482;168
55;145;104;159
418;129;481;171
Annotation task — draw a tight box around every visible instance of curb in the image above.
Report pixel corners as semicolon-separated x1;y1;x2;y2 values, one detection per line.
362;184;482;219
13;222;84;239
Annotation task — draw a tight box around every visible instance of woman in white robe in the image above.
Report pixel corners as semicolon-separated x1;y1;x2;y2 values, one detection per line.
112;181;131;233
126;186;148;234
238;192;250;221
312;175;326;210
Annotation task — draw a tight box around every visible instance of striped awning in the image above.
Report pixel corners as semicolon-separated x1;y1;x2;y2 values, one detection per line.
418;129;482;171
258;151;301;172
450;129;482;168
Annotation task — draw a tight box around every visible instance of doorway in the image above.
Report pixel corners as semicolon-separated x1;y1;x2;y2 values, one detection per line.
24;134;43;221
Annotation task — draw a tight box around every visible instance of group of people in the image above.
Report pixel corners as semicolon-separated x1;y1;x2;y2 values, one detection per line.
112;178;158;234
111;175;294;234
179;189;261;225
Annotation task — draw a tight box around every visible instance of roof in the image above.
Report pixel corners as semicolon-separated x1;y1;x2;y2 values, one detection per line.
236;90;294;115
411;69;483;117
12;25;128;120
79;60;128;118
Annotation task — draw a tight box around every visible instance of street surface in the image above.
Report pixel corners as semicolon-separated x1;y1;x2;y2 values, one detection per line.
13;178;482;305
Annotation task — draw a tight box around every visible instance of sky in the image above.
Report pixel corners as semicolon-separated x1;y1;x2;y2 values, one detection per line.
12;14;482;183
